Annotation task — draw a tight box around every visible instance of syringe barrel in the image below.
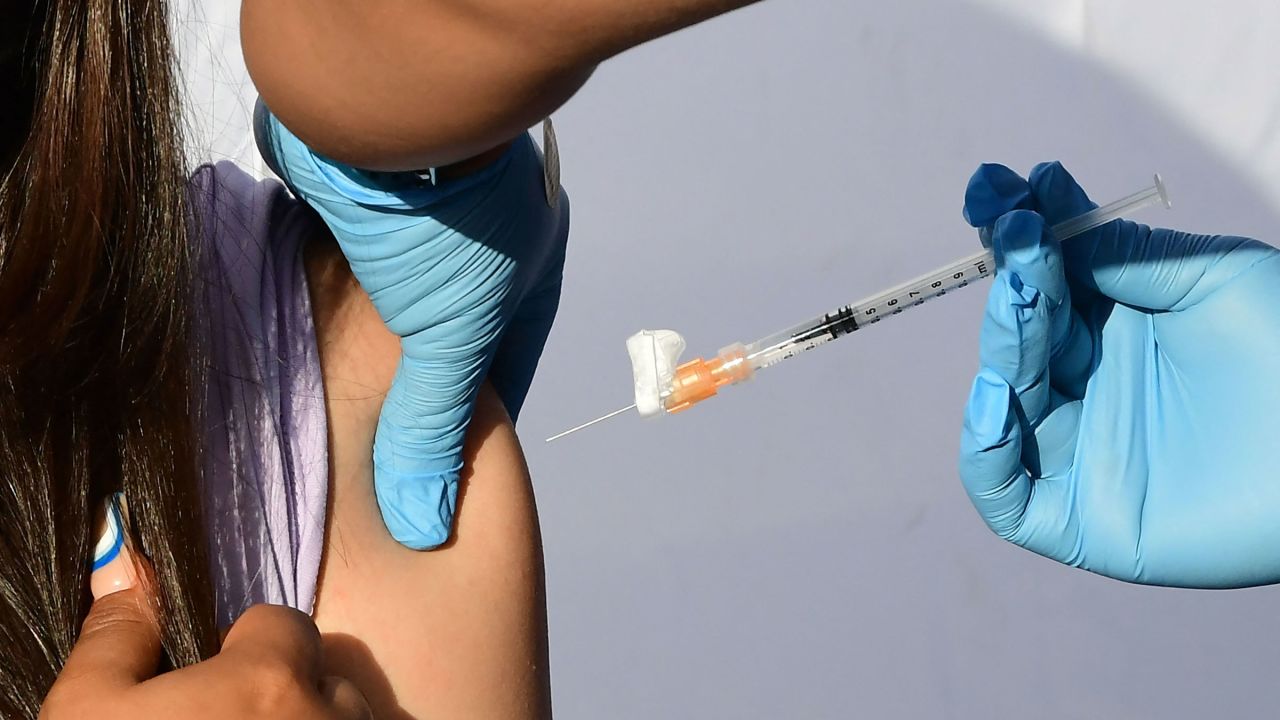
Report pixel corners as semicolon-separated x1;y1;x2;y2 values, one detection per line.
543;175;1172;442
739;175;1170;373
744;248;995;370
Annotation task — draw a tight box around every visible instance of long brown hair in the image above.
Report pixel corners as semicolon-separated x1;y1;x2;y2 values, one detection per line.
0;1;218;716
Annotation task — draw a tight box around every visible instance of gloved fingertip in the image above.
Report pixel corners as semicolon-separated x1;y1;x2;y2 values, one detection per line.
963;163;1033;228
374;465;461;551
1028;160;1097;224
993;209;1070;309
994;209;1049;266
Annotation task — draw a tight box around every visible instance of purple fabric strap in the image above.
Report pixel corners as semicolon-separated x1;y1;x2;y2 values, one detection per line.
189;161;327;629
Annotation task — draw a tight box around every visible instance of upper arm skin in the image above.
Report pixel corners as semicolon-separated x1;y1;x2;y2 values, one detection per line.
240;0;761;171
241;0;593;170
304;238;551;719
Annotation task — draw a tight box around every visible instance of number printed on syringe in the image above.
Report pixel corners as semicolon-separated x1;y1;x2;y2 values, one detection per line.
770;253;993;366
546;174;1170;443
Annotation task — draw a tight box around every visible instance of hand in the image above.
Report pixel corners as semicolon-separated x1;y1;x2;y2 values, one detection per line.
42;504;370;718
254;101;569;550
958;161;1280;588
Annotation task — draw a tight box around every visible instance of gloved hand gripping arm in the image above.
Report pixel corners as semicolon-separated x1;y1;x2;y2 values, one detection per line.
256;103;569;550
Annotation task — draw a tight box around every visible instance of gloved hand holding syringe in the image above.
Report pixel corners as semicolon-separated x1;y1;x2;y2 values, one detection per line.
546;172;1172;442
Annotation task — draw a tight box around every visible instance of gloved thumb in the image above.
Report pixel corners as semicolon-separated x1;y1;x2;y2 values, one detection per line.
1029;161;1272;311
373;354;479;550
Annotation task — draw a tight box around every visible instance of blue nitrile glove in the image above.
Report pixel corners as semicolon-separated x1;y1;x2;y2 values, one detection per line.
255;102;569;550
959;161;1280;588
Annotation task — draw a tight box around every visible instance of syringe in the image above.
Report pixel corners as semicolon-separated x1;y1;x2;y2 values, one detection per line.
547;174;1171;442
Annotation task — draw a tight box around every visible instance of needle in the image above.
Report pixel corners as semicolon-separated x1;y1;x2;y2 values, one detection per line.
545;404;636;443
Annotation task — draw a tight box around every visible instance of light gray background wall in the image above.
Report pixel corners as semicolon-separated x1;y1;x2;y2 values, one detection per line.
176;1;1280;716
519;2;1280;718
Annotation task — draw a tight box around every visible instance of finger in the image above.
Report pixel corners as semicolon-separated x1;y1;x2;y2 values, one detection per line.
265;101;502;550
89;494;142;601
960;232;1054;537
374;347;494;550
220;605;324;687
963;163;1036;251
963;163;1035;229
990;209;1094;400
1046;302;1094;401
958;369;1030;540
1072;223;1270;313
60;588;163;693
56;495;161;693
1029;161;1276;312
1025;161;1104;305
979;245;1053;430
319;675;374;720
1026;161;1098;228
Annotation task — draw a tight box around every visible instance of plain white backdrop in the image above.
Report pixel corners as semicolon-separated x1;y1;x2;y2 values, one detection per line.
178;2;1280;716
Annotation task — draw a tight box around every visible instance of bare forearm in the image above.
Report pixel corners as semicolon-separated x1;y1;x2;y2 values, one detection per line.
242;0;765;170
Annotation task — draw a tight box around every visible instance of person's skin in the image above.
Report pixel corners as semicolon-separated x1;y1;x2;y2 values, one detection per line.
303;231;552;719
44;597;371;719
48;1;783;715
236;3;774;715
45;512;371;719
45;160;549;720
241;0;764;170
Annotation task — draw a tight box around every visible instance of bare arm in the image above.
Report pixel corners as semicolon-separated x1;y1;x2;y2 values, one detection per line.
241;0;764;170
305;238;552;718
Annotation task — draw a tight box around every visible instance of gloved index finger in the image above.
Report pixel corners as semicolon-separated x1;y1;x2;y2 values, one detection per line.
963;163;1035;231
1028;161;1098;227
989;208;1095;405
1027;161;1113;304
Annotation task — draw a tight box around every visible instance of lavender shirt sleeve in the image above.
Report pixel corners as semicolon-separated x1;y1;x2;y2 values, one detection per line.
189;161;328;629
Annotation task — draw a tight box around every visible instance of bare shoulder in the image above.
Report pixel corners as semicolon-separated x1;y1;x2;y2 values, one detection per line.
304;237;551;719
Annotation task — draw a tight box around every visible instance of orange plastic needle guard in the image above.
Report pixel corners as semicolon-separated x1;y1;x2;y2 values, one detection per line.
663;346;753;413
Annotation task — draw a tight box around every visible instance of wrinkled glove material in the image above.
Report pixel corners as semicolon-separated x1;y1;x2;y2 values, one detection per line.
256;102;569;550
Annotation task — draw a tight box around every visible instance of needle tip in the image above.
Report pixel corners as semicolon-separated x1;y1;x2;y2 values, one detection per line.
543;404;637;444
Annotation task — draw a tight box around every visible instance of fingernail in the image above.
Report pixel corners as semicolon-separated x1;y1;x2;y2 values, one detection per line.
967;369;1014;447
91;493;140;599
